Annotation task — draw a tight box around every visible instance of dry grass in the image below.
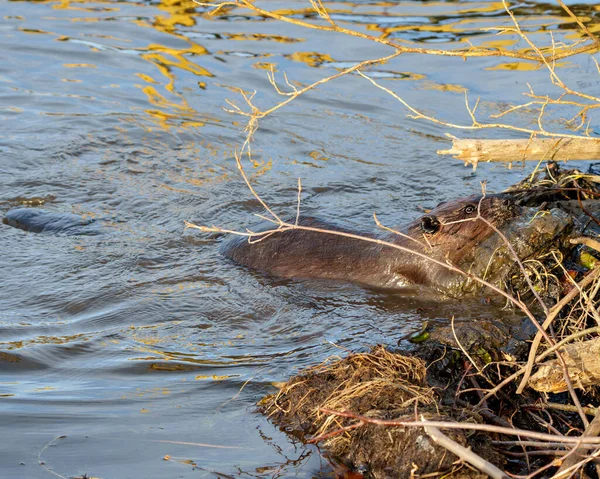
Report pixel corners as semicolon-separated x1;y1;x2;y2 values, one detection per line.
262;345;435;432
259;346;493;478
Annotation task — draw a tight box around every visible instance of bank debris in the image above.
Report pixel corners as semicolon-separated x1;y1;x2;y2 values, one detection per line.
260;346;500;478
439;139;600;167
259;163;600;478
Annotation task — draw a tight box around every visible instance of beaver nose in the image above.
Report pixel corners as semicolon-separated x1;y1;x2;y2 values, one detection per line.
497;195;515;209
497;195;520;217
421;215;441;234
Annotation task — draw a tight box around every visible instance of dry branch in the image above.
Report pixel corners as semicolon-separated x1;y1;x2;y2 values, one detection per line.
423;423;509;479
439;138;600;167
316;408;600;445
554;410;600;478
517;266;600;395
203;0;597;62
202;0;600;145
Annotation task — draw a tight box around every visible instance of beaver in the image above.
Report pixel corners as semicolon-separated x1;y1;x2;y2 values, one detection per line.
223;194;520;294
2;208;99;235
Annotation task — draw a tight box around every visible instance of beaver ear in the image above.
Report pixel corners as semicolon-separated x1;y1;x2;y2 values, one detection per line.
421;215;441;234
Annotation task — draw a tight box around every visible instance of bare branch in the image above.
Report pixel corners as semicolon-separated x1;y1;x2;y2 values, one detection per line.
423;420;509;479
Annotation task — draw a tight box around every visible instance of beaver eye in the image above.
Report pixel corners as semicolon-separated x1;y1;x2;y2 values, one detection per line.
464;205;476;215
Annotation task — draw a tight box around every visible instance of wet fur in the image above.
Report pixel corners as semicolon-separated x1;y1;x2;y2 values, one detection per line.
224;194;519;292
3;208;97;235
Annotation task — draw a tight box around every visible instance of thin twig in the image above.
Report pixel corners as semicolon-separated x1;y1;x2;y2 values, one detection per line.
203;0;596;62
423;420;509;479
314;409;600;445
555;409;600;477
517;266;600;395
357;71;592;141
38;436;67;479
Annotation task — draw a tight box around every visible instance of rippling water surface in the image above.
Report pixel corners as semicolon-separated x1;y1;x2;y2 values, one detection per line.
1;0;598;477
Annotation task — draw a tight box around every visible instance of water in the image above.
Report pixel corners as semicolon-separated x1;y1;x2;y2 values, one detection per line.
0;0;598;477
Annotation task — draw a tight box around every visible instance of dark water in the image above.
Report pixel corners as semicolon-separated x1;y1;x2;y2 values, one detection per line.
0;0;598;477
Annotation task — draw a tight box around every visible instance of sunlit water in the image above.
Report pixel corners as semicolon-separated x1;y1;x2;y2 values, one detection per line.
1;0;598;477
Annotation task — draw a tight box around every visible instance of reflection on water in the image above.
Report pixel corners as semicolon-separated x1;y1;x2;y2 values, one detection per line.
0;0;596;476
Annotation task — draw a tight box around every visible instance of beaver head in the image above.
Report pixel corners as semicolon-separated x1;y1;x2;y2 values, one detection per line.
405;194;519;264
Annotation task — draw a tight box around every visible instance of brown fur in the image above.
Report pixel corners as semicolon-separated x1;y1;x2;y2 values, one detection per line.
223;194;519;293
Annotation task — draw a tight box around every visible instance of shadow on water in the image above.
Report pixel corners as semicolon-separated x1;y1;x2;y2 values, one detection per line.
0;0;596;476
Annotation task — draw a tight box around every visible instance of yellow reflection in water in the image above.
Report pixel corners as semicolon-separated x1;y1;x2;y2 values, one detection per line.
229;33;303;43
142;86;191;110
18;28;53;34
154;0;200;32
195;374;236;380
50;0;216;130
142;47;212;82
136;73;159;84
254;62;277;71
0;334;90;350
568;21;600;37
52;0;119;12
309;150;329;162
63;63;97;68
480;38;519;50
419;80;465;94
486;62;543;71
14;0;215;132
374;18;476;38
287;51;334;67
452;1;505;14
130;0;216;130
0;352;20;363
150;363;194;371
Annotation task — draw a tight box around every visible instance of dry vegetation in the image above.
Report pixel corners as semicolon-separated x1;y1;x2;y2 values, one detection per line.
186;0;600;476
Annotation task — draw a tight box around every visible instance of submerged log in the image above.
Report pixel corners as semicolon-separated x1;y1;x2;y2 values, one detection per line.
438;138;600;168
529;337;600;393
